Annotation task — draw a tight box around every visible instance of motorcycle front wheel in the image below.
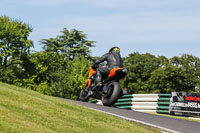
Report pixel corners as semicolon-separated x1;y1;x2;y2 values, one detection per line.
102;81;121;106
79;87;91;102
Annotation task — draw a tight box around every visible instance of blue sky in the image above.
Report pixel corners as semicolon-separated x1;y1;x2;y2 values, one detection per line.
1;0;200;58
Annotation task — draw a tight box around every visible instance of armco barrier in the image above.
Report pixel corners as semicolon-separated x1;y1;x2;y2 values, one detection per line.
88;94;171;114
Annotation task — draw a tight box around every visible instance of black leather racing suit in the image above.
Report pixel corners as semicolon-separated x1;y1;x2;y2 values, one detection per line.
93;52;123;85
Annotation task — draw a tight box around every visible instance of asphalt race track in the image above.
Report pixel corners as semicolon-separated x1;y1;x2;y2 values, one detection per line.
61;98;200;133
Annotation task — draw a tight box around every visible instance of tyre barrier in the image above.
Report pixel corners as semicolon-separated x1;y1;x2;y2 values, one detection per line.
88;94;171;114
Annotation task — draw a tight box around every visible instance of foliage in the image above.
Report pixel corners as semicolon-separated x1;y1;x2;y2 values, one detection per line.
0;16;33;68
0;16;33;86
148;54;200;93
122;52;200;94
19;52;91;100
40;28;95;60
122;52;162;93
22;52;69;93
49;56;91;99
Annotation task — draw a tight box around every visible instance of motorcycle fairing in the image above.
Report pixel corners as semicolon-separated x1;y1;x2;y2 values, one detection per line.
85;67;95;87
108;67;128;80
108;68;122;77
85;67;127;88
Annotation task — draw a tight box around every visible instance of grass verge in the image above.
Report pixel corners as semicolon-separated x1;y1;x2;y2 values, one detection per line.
0;82;162;133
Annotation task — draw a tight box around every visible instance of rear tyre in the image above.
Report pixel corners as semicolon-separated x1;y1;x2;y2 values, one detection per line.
80;88;91;102
102;82;121;106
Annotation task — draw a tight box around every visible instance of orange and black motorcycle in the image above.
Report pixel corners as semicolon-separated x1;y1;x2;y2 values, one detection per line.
80;66;128;106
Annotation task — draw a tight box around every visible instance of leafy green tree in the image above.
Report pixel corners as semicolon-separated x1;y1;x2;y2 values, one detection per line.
22;52;68;92
122;52;161;93
23;54;91;99
172;54;200;92
148;64;181;93
148;54;200;93
40;28;95;60
49;56;91;99
40;38;62;54
0;16;33;68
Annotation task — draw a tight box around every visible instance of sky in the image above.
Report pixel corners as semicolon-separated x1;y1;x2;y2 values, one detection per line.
1;0;200;58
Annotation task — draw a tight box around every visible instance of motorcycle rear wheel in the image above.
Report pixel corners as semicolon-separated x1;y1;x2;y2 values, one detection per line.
102;81;121;106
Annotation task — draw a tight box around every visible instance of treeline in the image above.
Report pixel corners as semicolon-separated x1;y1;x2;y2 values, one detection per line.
0;16;200;100
122;53;200;94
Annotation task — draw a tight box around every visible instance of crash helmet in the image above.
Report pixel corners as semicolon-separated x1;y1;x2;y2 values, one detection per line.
109;46;120;53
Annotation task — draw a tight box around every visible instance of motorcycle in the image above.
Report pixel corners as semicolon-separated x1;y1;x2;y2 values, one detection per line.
80;65;128;106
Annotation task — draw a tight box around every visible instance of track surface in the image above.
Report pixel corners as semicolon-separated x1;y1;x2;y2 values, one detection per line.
61;98;200;133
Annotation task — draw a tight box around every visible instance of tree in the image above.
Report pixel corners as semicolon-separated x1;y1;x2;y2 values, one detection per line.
39;38;62;54
122;52;161;93
148;64;182;93
22;52;68;91
48;56;91;99
0;16;33;68
148;54;200;93
40;28;95;60
171;54;200;92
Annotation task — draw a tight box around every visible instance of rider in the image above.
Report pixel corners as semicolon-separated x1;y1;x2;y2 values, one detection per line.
92;46;123;87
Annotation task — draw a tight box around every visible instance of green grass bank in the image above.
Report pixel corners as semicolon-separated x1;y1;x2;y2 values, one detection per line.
0;82;161;133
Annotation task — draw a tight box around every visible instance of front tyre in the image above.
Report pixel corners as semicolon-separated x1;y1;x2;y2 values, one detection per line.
80;88;91;102
102;82;121;106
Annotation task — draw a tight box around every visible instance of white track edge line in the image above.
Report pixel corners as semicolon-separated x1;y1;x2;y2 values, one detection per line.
87;107;180;133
